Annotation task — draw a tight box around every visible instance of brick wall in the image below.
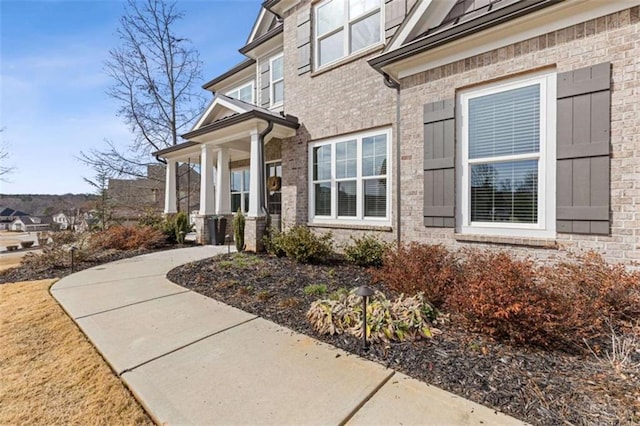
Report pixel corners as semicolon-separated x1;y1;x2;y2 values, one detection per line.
398;6;640;264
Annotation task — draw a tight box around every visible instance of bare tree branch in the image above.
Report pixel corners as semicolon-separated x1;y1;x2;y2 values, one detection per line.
0;127;16;181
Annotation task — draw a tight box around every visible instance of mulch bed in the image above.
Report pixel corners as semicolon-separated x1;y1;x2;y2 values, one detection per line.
168;252;640;426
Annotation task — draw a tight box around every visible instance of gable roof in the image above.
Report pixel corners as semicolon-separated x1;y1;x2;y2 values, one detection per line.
246;6;280;45
202;59;256;91
0;207;29;217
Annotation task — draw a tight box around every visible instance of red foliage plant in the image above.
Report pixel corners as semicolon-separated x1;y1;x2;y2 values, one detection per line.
370;243;459;307
89;226;166;251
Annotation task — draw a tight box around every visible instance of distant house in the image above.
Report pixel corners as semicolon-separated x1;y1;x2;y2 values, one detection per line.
0;208;30;230
52;212;71;230
9;216;50;232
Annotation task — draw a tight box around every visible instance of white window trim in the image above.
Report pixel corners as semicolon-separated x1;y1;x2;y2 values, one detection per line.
456;71;557;238
225;81;255;104
308;128;392;226
269;53;284;108
230;168;250;213
314;0;384;70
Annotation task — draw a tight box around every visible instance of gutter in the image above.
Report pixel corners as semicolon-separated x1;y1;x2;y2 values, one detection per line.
202;59;256;91
181;110;298;140
239;25;284;55
369;0;561;71
382;73;402;249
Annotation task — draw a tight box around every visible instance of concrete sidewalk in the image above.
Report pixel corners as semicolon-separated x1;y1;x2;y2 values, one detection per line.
51;247;526;425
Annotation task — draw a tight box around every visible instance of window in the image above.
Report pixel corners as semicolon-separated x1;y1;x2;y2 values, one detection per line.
226;81;254;104
230;169;250;213
267;161;282;215
458;72;556;237
270;54;284;106
309;129;390;224
314;0;382;68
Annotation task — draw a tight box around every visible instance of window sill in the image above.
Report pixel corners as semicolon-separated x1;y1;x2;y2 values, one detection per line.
308;222;392;232
454;233;558;248
311;44;384;78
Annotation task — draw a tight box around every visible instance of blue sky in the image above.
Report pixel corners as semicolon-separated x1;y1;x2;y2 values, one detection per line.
0;0;262;194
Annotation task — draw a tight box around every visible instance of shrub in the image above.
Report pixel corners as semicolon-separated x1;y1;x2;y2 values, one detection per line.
263;228;286;257
447;250;567;349
307;289;438;343
267;225;333;264
304;284;328;296
233;209;246;252
89;226;166;251
137;208;164;229
342;235;390;267
162;212;193;244
370;243;459;307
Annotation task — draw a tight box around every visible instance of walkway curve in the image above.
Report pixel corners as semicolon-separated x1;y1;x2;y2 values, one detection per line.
51;246;526;425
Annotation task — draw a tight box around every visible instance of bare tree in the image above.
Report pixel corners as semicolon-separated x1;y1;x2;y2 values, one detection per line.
83;164;114;231
0;128;16;180
81;0;204;211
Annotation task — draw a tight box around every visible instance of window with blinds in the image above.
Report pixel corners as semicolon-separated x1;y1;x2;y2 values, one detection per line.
310;129;390;223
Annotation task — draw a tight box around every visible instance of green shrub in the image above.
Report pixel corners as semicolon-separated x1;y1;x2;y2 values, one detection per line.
307;289;438;343
137;208;164;229
342;234;390;267
162;212;193;244
370;243;459;307
304;283;328;296
263;228;286;257
233;209;246;252
268;225;333;264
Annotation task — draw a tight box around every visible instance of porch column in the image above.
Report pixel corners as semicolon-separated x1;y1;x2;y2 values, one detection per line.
164;159;177;214
199;144;215;215
216;147;231;214
248;129;265;217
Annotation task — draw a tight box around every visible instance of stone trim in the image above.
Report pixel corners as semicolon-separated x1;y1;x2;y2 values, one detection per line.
311;44;384;78
307;223;393;232
454;234;558;249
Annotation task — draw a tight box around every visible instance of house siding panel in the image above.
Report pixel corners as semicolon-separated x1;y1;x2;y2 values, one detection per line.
398;6;639;264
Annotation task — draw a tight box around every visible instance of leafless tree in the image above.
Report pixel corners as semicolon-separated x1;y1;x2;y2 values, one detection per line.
0;128;16;180
80;0;205;211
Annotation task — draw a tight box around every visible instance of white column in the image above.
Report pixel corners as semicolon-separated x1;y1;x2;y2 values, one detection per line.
216;147;231;214
248;129;265;217
164;159;177;214
199;144;215;215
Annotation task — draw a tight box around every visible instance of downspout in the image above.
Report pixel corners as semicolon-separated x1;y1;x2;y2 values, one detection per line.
258;120;275;217
155;156;167;165
383;72;402;249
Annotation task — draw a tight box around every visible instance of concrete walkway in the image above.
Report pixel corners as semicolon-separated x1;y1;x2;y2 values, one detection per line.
51;247;526;425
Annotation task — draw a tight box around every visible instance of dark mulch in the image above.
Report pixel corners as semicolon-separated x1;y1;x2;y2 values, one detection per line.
168;252;640;426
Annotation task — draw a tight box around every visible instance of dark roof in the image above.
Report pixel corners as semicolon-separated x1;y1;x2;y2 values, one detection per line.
182;109;298;140
0;208;29;217
369;0;561;71
238;24;283;55
15;216;35;225
202;59;256;91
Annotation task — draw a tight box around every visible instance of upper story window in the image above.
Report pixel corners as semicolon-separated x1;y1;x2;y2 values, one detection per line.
270;54;284;107
226;81;254;104
458;72;556;238
314;0;382;69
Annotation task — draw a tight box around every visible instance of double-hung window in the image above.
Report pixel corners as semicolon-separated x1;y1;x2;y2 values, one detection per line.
230;169;250;213
226;81;254;104
310;129;390;224
458;72;556;237
270;54;284;107
315;0;382;68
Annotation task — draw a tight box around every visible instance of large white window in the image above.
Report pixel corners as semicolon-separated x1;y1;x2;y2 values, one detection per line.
270;54;284;107
226;81;254;104
458;72;556;237
309;129;391;224
230;169;250;213
314;0;382;69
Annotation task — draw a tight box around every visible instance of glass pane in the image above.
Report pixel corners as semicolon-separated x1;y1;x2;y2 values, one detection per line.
268;162;281;178
364;178;386;217
268;192;281;215
349;0;379;19
230;171;242;192
227;89;239;99
338;180;357;216
313;145;332;180
239;85;252;103
469;84;540;159
244;193;249;213
470;160;538;223
271;56;284;80
350;11;380;53
315;182;332;216
336;140;356;178
273;81;284;104
319;30;344;66
231;193;241;213
362;134;387;176
243;170;250;192
317;0;343;36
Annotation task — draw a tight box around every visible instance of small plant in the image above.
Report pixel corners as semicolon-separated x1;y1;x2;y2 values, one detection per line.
161;212;193;244
584;322;640;378
307;289;439;344
217;253;264;270
267;225;334;264
257;290;272;301
233;208;246;252
342;234;390;267
304;283;328;296
278;297;302;309
137;208;164;229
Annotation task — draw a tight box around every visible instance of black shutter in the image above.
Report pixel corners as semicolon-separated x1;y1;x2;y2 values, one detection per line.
260;60;270;108
556;62;611;235
297;11;311;75
423;99;455;228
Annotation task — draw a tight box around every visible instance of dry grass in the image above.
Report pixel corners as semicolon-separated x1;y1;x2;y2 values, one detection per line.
0;280;153;425
0;253;23;271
